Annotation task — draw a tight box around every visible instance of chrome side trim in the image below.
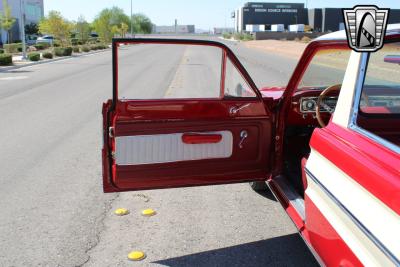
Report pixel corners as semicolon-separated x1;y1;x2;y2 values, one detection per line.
305;168;400;265
348;52;400;154
274;175;306;219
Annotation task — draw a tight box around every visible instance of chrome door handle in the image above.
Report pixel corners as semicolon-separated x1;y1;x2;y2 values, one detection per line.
239;130;248;149
230;103;250;116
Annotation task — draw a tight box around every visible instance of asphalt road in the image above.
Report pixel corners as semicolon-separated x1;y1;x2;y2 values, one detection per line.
0;37;317;267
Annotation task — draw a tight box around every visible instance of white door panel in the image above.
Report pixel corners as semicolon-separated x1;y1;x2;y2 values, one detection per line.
115;131;233;165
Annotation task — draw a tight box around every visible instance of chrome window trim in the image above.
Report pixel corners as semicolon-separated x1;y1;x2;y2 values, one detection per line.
350;125;400;154
348;52;400;154
305;168;400;265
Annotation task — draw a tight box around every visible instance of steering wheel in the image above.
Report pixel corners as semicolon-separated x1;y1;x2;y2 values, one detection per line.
316;84;341;128
316;84;371;127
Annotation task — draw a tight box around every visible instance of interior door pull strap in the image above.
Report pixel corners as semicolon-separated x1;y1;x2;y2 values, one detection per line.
182;133;223;144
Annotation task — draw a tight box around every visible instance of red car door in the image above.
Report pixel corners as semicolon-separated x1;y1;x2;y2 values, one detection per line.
102;39;274;192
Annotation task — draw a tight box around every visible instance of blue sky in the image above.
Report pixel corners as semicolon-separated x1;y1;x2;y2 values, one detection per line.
44;0;400;30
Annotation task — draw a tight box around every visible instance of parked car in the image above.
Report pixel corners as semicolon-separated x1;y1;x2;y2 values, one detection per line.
101;25;400;266
36;35;54;45
26;34;38;45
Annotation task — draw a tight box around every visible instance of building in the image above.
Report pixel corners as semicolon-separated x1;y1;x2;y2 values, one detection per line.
308;8;344;32
213;27;234;35
152;25;195;34
0;0;44;44
235;2;400;33
235;2;308;32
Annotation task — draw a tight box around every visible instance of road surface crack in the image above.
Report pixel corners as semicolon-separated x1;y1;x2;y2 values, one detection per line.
79;193;120;267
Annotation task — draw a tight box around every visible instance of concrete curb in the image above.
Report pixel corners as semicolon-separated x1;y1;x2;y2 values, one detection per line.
218;36;239;43
0;49;110;72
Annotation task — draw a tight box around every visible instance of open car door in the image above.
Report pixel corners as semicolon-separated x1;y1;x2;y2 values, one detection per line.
102;39;274;192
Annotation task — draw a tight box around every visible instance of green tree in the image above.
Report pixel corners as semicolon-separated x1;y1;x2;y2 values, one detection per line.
25;22;39;35
75;15;91;43
131;14;152;34
120;22;128;37
111;25;121;37
0;0;16;44
39;11;72;46
92;7;129;42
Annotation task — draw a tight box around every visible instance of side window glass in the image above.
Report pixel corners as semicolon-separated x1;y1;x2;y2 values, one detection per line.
356;41;400;146
118;44;222;100
359;42;400;114
224;57;256;98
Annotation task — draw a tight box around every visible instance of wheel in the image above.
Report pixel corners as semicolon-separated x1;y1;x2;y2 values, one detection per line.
249;181;268;192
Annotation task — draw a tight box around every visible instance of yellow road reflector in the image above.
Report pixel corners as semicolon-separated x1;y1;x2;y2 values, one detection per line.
114;208;129;216
142;209;156;217
128;251;146;261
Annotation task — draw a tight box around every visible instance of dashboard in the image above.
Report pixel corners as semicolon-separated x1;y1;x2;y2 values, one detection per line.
300;96;338;113
287;88;339;126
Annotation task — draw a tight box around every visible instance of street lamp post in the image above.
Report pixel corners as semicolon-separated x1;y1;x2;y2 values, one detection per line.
19;0;27;59
130;0;133;37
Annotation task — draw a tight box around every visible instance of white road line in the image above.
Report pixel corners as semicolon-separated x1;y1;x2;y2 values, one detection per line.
164;47;189;97
0;76;29;81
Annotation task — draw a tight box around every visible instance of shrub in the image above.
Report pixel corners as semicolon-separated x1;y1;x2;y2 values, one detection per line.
34;42;50;50
90;44;99;51
0;49;3;54
34;44;45;50
73;46;80;53
0;54;12;65
54;47;73;57
28;52;40;61
38;42;50;48
42;52;53;59
64;47;73;56
53;40;61;47
71;38;79;46
4;43;22;53
243;33;254;41
301;36;312;43
87;37;98;44
81;45;90;52
53;47;63;56
222;33;232;39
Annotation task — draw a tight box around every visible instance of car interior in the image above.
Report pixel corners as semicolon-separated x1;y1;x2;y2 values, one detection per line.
280;45;400;197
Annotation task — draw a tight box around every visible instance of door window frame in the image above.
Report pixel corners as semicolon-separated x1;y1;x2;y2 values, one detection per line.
348;39;400;154
111;38;263;107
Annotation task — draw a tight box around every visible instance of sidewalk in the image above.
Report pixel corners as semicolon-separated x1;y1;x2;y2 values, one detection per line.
0;49;111;72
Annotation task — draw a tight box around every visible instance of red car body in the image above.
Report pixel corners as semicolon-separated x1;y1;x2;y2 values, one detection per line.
102;27;400;266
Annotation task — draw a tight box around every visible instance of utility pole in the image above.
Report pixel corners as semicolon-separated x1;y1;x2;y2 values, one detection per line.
19;0;26;59
175;19;177;34
130;0;133;36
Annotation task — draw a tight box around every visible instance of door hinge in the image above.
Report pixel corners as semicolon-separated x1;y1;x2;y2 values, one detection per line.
108;127;114;138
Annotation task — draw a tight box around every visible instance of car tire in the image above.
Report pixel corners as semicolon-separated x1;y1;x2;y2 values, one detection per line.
249;181;268;192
